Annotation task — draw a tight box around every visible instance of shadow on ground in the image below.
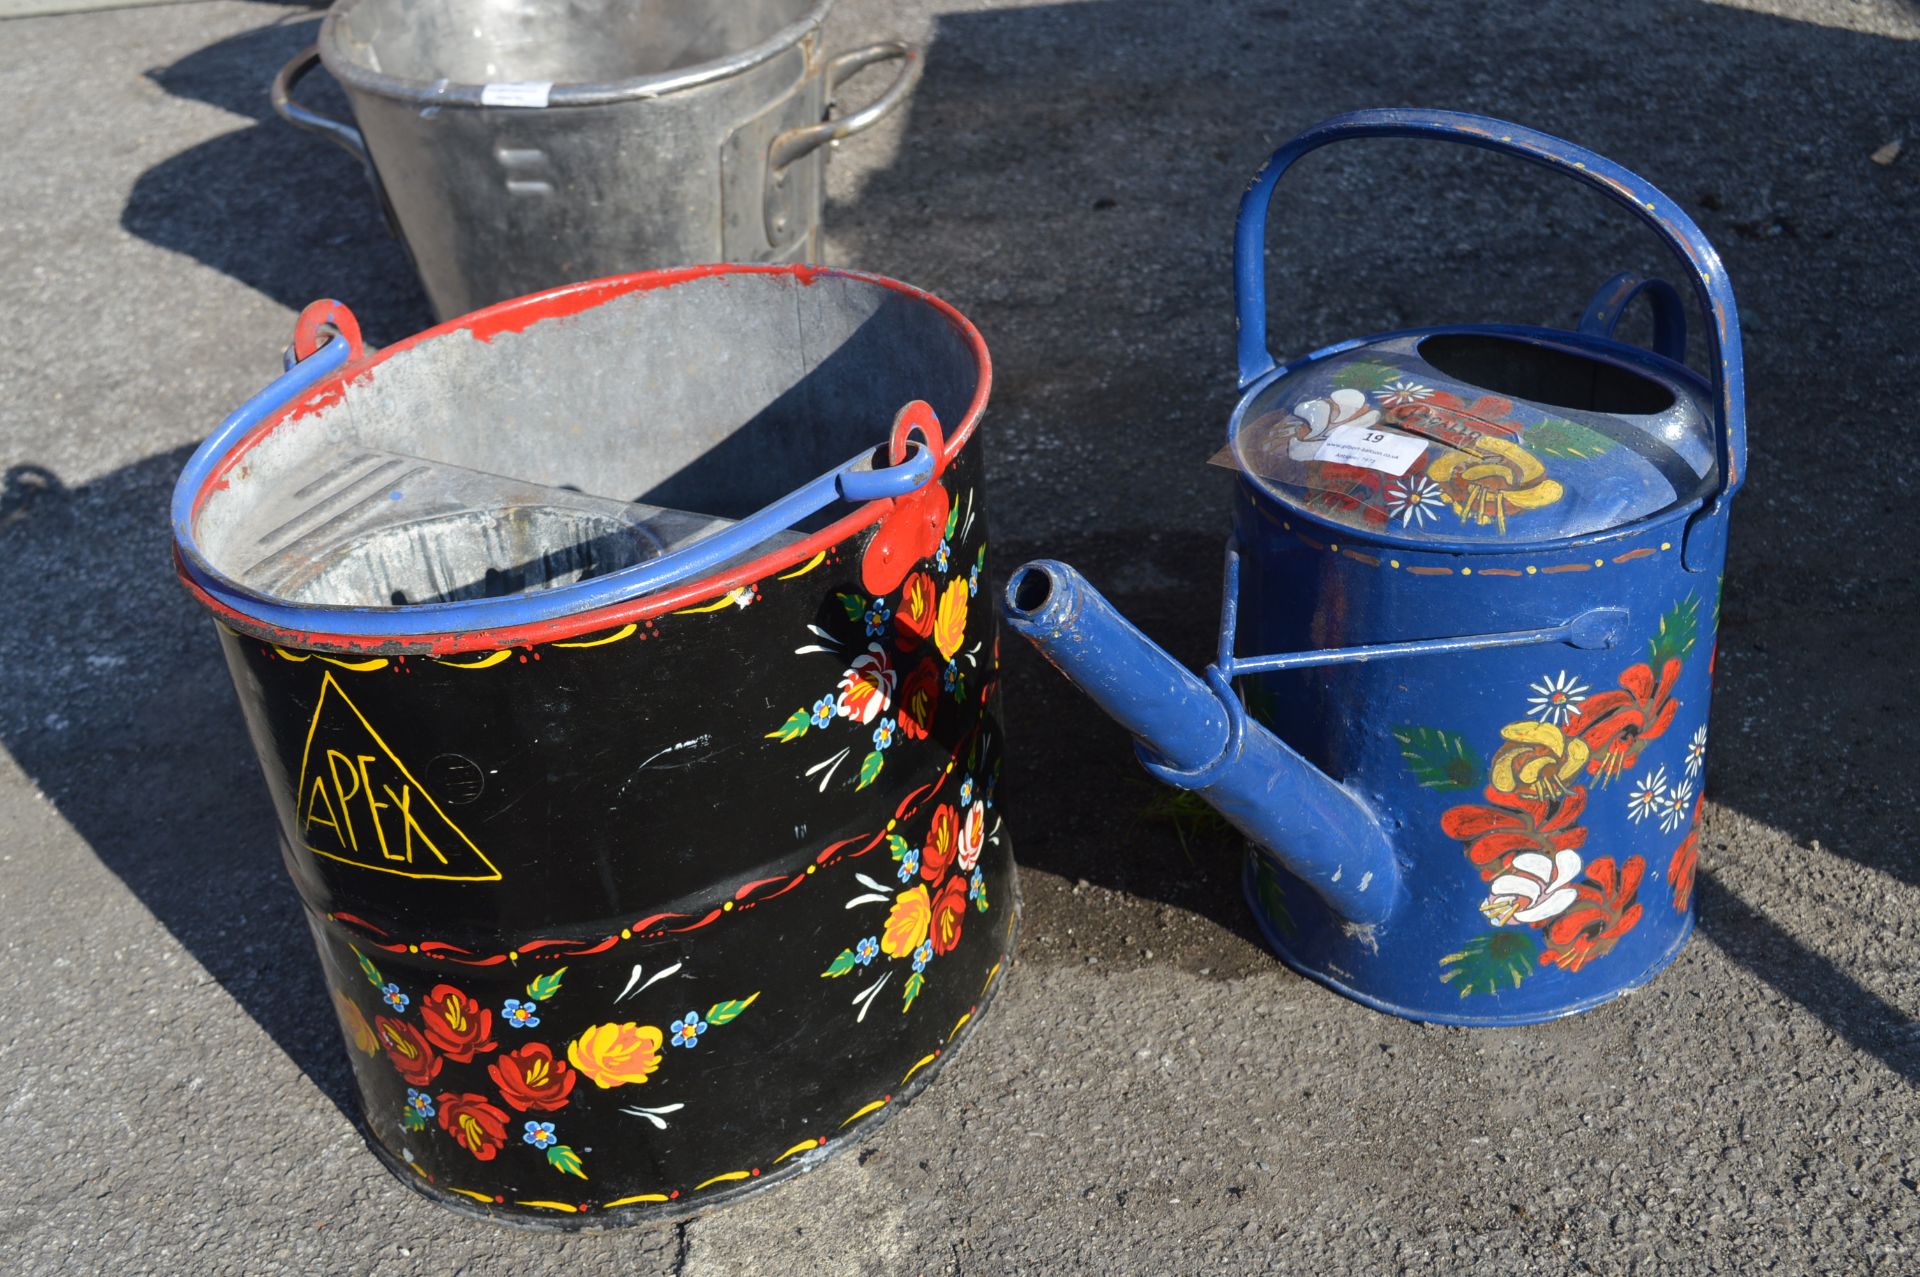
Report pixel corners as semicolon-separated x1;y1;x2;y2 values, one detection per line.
25;0;1913;1110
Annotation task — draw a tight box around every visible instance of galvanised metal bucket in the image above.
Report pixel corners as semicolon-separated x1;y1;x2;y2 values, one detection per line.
272;0;921;321
171;266;1014;1227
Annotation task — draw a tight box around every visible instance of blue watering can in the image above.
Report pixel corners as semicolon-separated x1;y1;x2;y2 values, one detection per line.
1005;110;1744;1025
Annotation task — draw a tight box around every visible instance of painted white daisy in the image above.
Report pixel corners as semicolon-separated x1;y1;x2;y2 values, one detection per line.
1380;379;1435;407
1384;474;1447;528
1661;778;1695;834
1525;670;1591;727
1684;724;1708;778
1627;766;1669;824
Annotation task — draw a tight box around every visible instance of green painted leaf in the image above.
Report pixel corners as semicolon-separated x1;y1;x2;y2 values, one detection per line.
973;878;990;913
1331;359;1401;391
822;950;857;978
887;833;912;861
1648;594;1700;668
1526;416;1618;459
1392;726;1481;790
352;947;383;989
401;1109;427;1132
855;750;884;791
837;592;867;623
1438;931;1539;997
944;504;958;539
706;992;760;1025
975;543;987;572
526;967;567;1002
766;708;812;743
546;1144;587;1179
902;969;925;1012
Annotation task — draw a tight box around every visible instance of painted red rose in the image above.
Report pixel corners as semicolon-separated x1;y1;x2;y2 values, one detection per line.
437;1092;510;1161
920;803;959;884
1668;795;1704;911
897;658;940;741
488;1042;577;1113
862;480;950;597
894;572;938;650
1440;785;1588;881
929;874;968;956
376;1015;441;1087
1568;659;1681;783
1541;856;1645;971
420;984;496;1062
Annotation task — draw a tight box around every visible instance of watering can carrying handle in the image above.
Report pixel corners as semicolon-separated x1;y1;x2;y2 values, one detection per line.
173;303;946;639
1578;270;1687;364
769;43;923;170
1233;109;1745;506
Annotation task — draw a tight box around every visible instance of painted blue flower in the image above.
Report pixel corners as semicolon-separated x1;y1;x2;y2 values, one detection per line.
897;849;921;882
865;599;892;637
523;1121;557;1149
960;776;975;807
969;869;984;902
406;1088;435;1119
670;1011;708;1048
873;717;897;751
381;983;408;1012
855;935;880;965
969;563;980;596
943;660;960;692
936;540;952;572
984;774;997;809
912;940;933;973
810;696;837;729
502;997;540;1029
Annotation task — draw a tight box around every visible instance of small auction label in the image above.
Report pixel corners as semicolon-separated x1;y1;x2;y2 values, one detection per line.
1315;424;1428;475
481;81;554;108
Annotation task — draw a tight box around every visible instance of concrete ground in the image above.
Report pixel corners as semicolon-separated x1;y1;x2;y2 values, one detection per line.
3;0;1917;1272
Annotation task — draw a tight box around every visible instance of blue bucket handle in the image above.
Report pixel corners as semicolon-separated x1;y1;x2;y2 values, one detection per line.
1577;270;1687;364
1233;109;1745;510
173;301;942;640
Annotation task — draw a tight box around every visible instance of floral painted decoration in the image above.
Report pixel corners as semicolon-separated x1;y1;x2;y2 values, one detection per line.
338;950;756;1184
1402;595;1709;999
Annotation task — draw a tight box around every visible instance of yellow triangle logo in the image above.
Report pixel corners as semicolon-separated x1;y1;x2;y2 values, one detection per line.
294;670;502;882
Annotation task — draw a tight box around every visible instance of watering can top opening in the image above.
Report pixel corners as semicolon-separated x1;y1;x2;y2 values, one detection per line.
171;264;990;655
320;0;833;106
1228;324;1718;550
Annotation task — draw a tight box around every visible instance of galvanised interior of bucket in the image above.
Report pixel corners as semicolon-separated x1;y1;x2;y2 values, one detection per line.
329;0;828;90
175;266;1017;1228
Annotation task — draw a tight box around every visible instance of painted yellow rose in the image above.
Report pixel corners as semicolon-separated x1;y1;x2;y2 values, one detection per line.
566;1022;664;1089
332;989;378;1055
933;576;970;662
1489;721;1590;799
1426;438;1563;533
881;884;933;958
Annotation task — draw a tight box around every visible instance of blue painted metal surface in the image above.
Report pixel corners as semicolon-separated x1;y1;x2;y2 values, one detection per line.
1008;109;1743;1025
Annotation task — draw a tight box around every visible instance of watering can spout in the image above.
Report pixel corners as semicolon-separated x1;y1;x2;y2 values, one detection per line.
1003;561;1403;928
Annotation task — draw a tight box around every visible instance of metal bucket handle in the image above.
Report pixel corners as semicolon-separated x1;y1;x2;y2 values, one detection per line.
768;42;923;170
1231;108;1745;520
271;46;402;237
173;300;949;640
1577;270;1687;364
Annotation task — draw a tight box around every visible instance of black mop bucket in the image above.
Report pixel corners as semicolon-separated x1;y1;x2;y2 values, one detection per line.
171;268;1016;1228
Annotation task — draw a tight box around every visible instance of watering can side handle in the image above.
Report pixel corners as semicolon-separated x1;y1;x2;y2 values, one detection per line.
1578;271;1687;365
1232;109;1745;514
768;42;923;170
